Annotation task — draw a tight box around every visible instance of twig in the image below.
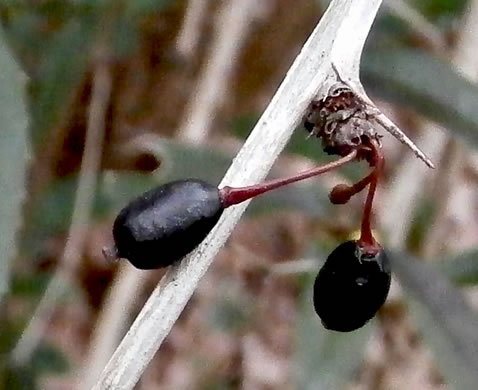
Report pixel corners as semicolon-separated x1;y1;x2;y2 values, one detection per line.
269;259;318;275
421;139;463;257
421;0;478;255
384;0;445;50
379;126;446;248
175;0;209;60
79;263;149;390
379;0;478;250
90;1;388;389
11;48;112;365
451;0;478;76
376;0;448;246
0;29;30;300
177;0;260;142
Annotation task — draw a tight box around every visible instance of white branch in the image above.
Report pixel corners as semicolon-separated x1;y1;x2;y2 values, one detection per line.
12;48;112;365
79;264;149;390
177;0;260;143
175;0;209;60
91;1;384;389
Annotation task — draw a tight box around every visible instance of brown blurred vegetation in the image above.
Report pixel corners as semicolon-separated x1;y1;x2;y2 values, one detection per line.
1;0;475;389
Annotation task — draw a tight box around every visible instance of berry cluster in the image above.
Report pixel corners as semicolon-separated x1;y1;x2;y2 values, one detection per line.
104;85;392;332
311;139;391;332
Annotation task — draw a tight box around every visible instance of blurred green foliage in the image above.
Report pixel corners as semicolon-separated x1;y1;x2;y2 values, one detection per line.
0;22;29;299
391;251;478;390
406;197;436;252
22;136;336;259
412;0;467;21
0;0;478;389
207;278;256;333
440;250;478;285
0;326;69;390
363;48;478;147
294;277;373;390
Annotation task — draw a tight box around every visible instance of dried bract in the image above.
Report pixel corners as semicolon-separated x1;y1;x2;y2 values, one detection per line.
303;83;381;160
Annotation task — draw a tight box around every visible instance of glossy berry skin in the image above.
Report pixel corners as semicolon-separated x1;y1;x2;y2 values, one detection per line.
112;179;223;269
313;240;391;332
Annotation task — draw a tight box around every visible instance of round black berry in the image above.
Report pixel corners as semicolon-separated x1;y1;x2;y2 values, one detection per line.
111;179;223;269
313;240;391;332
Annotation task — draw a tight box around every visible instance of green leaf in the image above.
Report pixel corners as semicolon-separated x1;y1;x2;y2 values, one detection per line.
412;0;467;21
246;178;331;217
23;138;335;257
201;380;235;390
2;364;37;390
28;16;96;147
293;277;373;390
0;342;68;389
124;0;174;14
125;137;335;217
31;343;69;374
390;252;478;390
11;273;50;298
362;48;478;148
406;197;436;252
206;278;254;333
439;250;478;286
21;133;232;255
22;172;158;256
152;138;231;183
0;27;30;299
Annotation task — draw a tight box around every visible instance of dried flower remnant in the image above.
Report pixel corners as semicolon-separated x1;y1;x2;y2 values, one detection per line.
304;65;434;168
303;83;381;162
301;73;402;331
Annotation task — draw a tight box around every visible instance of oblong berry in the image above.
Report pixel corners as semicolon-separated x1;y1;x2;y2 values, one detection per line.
313;240;391;332
112;179;223;269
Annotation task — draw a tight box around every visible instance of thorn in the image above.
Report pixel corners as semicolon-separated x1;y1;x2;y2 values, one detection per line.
331;62;346;83
330;62;435;169
374;114;435;169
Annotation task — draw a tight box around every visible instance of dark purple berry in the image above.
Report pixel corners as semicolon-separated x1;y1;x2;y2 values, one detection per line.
111;179;223;269
313;240;391;332
106;153;360;269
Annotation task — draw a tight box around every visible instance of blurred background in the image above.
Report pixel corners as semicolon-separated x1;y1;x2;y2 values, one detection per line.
1;0;478;389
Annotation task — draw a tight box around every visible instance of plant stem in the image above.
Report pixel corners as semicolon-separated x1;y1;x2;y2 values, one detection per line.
359;140;384;247
220;151;357;207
